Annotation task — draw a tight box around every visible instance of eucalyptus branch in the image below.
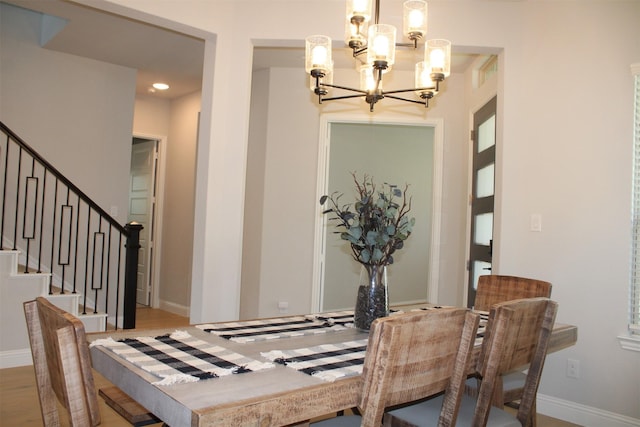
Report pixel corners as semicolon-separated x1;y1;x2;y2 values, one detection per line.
319;173;415;266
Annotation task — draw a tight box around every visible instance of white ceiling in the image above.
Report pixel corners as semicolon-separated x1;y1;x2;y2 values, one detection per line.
4;0;205;99
3;0;477;100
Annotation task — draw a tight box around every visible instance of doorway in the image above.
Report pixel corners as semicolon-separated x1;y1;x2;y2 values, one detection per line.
129;137;161;306
467;96;497;308
313;117;444;312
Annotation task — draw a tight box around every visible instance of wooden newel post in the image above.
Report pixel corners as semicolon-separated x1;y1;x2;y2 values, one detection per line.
123;222;143;329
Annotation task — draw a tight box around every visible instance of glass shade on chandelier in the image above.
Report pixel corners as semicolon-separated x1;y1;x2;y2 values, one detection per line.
403;0;428;41
306;0;451;111
426;38;451;78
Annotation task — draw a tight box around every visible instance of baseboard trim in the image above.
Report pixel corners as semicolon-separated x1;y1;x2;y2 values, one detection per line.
538;393;640;427
158;299;190;318
0;348;32;368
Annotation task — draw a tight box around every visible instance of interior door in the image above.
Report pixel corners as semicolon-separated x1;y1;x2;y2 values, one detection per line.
129;138;157;306
467;96;497;308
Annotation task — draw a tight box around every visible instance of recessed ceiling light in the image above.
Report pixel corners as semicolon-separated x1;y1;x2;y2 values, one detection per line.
152;83;169;90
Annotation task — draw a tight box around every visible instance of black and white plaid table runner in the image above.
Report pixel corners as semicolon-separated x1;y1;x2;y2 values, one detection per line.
196;311;354;343
90;330;273;385
260;311;488;383
197;308;450;343
261;339;368;382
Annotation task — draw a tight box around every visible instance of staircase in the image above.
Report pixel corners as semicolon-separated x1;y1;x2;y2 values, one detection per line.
0;250;104;368
1;121;142;368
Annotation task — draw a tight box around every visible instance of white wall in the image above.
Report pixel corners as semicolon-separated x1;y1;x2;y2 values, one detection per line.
163;91;199;312
133;92;199;316
134;96;171;136
241;68;269;319
71;0;640;423
1;3;136;218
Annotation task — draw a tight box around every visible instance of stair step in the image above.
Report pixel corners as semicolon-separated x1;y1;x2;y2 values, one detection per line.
77;312;108;332
43;293;107;332
43;293;81;316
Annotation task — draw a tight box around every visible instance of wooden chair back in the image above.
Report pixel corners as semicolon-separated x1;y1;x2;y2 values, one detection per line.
24;297;101;427
358;307;480;427
472;297;558;426
474;275;552;312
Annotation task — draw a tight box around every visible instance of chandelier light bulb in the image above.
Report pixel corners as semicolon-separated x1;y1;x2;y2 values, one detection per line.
360;66;378;92
312;46;328;67
305;35;332;74
373;35;389;57
426;39;451;77
430;49;445;70
348;0;372;20
403;0;427;39
367;24;396;66
415;61;436;98
409;10;423;28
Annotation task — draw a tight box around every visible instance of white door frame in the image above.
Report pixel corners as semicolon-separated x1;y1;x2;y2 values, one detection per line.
131;132;167;309
311;113;444;312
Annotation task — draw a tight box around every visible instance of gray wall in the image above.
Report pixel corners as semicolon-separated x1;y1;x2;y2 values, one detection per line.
323;123;434;310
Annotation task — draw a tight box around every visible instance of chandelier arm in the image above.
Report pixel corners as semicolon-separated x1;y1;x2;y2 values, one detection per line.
382;87;436;95
395;41;419;49
353;47;368;58
320;83;368;94
320;94;368;102
383;94;429;106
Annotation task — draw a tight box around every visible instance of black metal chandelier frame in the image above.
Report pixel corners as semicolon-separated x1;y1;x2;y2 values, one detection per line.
308;0;446;112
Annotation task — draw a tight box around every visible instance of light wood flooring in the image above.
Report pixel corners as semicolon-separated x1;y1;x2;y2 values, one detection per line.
0;307;581;426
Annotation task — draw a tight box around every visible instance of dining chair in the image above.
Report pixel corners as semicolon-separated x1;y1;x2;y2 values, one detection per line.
383;297;558;427
473;275;552;313
312;307;480;427
23;297;160;426
470;275;552;419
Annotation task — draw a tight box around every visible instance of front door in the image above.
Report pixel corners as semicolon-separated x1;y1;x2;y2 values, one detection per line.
467;96;497;308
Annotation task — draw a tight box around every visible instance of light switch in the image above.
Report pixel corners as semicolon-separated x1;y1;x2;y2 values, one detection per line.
530;213;542;232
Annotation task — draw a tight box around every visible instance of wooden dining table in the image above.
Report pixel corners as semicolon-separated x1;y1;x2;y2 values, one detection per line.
88;306;577;427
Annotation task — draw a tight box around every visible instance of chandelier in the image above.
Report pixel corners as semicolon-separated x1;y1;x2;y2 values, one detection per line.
305;0;451;112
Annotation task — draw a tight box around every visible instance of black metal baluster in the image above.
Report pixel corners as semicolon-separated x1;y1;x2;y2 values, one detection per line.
49;179;58;294
37;168;47;273
92;219;105;314
83;208;91;315
58;193;72;289
104;224;113;324
22;158;39;273
1;133;10;249
13;147;22;251
72;194;81;295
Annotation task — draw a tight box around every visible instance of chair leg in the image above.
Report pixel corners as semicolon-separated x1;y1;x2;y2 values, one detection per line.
531;399;537;427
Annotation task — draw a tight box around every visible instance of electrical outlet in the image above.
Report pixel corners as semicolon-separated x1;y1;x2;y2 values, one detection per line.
566;358;580;378
278;301;289;313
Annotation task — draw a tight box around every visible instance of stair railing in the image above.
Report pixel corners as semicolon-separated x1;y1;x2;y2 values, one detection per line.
1;121;140;329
